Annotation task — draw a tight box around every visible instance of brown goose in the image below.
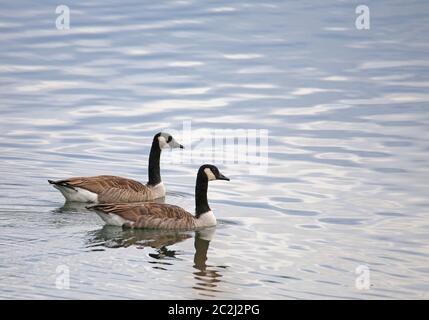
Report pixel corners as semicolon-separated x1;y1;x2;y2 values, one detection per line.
86;164;229;230
48;132;183;203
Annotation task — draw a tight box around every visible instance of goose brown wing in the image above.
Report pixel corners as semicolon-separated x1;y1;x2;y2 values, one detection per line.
88;203;144;222
52;176;153;203
89;203;197;230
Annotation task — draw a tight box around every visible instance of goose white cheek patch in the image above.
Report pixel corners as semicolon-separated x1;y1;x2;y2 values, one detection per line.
204;168;216;181
158;136;168;149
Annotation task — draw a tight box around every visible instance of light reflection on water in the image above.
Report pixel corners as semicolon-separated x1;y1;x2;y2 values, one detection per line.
1;0;429;299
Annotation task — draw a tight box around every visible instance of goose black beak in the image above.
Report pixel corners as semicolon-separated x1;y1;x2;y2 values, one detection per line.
179;144;184;149
217;173;230;181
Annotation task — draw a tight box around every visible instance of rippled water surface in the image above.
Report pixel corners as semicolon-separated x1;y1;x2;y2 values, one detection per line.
1;0;429;299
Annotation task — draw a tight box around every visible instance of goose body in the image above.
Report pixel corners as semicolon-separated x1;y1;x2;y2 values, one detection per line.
49;176;165;203
87;165;229;230
48;132;182;204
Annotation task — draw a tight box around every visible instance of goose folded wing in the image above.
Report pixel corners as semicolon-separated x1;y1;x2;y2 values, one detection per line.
88;203;144;222
91;203;196;229
56;176;151;202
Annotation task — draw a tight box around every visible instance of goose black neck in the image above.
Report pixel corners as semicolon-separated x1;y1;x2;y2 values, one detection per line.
194;237;210;270
195;171;210;217
148;138;161;186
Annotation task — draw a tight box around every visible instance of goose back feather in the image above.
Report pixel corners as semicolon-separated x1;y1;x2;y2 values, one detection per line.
49;176;157;203
89;202;197;230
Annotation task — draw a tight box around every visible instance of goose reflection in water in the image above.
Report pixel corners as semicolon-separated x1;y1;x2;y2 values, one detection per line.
86;225;192;251
192;228;224;298
52;201;91;213
85;225;226;297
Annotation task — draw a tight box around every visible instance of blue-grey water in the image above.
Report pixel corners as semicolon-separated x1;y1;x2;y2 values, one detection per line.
1;0;429;299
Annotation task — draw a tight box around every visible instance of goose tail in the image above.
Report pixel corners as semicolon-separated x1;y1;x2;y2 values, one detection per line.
48;179;77;191
85;204;98;210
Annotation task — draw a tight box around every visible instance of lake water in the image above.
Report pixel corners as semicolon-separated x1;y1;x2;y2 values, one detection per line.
1;0;429;299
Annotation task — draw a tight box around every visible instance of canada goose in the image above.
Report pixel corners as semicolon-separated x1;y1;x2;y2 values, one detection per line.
86;164;229;230
48;132;183;203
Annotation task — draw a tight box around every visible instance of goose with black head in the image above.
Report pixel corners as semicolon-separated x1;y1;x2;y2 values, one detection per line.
48;132;183;203
86;164;229;230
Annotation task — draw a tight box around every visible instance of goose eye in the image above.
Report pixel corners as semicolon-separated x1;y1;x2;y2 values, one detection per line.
167;136;172;143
